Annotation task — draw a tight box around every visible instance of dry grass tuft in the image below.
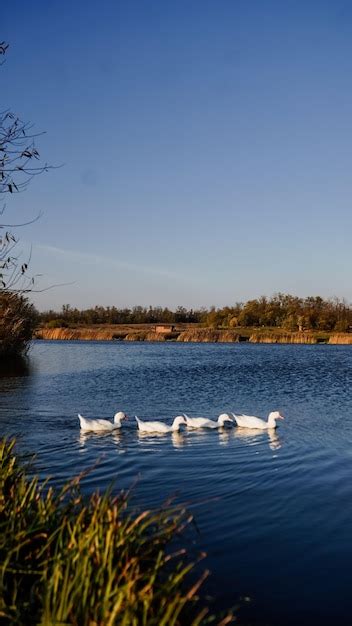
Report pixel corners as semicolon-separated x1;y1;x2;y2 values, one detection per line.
0;439;233;625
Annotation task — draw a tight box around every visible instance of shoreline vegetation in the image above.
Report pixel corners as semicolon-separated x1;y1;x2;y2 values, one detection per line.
39;295;352;333
0;439;233;625
35;324;352;344
2;293;352;362
0;292;38;360
35;295;352;345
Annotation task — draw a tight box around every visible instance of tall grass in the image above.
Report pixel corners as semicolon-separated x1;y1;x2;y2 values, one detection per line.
0;439;233;625
0;292;38;359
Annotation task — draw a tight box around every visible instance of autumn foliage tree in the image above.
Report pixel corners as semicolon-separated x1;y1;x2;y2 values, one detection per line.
38;295;352;333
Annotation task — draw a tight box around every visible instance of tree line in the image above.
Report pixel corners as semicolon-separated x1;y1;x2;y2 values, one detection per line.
39;294;352;332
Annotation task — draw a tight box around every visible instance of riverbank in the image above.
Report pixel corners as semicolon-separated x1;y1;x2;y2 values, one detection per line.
34;324;352;344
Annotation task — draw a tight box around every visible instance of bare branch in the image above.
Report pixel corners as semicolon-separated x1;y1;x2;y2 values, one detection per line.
0;211;43;228
0;43;56;297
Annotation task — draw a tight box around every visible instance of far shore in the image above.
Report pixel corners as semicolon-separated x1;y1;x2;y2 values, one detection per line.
35;324;352;345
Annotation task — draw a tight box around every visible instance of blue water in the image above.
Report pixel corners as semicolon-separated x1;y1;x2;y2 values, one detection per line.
1;340;352;625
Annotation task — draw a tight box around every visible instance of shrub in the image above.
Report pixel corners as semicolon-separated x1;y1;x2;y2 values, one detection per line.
45;319;69;329
334;319;349;333
0;291;38;359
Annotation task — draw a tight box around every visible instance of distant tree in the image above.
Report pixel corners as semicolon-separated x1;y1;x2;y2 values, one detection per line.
174;306;188;323
37;296;352;334
238;299;261;327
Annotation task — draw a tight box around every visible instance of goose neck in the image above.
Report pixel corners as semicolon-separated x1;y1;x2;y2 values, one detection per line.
267;416;277;428
172;416;185;431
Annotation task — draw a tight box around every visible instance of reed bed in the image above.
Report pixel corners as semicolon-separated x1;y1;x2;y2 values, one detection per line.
0;439;233;625
0;292;38;359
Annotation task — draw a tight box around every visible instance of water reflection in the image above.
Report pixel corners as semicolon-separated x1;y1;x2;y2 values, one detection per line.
137;427;237;449
137;430;187;449
267;429;281;451
0;355;31;378
76;424;282;454
233;427;282;451
218;429;231;446
78;429;123;450
172;432;186;448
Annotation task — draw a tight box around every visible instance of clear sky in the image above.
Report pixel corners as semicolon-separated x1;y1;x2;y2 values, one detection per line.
3;1;352;311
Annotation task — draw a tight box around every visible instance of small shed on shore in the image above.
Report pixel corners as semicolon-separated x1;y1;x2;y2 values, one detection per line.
154;324;175;334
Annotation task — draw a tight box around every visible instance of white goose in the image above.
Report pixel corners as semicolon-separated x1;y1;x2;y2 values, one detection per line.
135;415;186;434
231;411;284;430
183;413;233;429
78;411;127;432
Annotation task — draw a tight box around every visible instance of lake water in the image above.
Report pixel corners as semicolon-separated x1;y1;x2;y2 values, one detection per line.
1;341;352;625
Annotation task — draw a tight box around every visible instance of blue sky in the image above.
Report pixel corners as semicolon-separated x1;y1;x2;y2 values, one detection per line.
2;1;352;310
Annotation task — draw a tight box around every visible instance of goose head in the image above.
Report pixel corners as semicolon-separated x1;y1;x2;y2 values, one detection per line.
268;411;284;427
172;415;187;429
218;413;234;426
114;411;128;424
269;411;284;420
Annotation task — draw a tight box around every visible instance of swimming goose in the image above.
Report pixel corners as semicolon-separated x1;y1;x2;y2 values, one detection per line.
183;413;233;429
135;415;186;434
231;411;284;430
78;411;127;432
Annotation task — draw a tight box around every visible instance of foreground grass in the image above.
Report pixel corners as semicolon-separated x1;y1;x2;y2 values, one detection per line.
0;439;233;626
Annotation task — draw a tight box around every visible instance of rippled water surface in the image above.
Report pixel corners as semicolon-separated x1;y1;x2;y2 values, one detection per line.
1;341;352;624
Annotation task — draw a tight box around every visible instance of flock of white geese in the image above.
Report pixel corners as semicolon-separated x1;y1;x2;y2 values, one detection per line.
78;410;284;433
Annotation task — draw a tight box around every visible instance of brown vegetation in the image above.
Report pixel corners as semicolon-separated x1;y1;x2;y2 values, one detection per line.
177;329;240;343
35;325;352;344
0;292;38;358
328;334;352;345
248;330;319;344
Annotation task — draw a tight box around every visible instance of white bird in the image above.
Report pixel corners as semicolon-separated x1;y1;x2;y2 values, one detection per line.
183;413;234;429
135;415;187;434
231;411;284;430
78;411;127;432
